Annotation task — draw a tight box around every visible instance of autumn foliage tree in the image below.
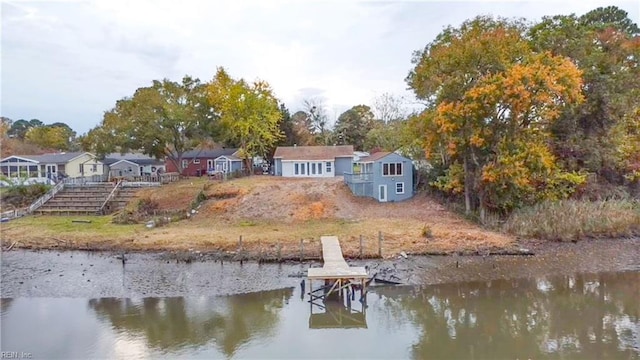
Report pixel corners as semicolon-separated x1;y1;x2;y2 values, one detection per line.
207;68;282;170
529;6;640;190
83;75;215;174
407;16;586;219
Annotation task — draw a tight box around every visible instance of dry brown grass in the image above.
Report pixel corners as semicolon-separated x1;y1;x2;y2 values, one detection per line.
3;176;516;256
504;199;640;241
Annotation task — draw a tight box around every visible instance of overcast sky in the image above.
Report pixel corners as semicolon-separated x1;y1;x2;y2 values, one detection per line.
2;0;638;134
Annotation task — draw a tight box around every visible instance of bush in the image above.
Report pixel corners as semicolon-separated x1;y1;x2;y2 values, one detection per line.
0;183;51;208
503;199;640;241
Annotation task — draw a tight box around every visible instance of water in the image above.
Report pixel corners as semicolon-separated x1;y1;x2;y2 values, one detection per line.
2;271;638;359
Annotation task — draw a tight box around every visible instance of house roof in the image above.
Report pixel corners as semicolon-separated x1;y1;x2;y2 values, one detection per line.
103;153;164;166
7;152;91;164
109;159;138;167
357;152;392;163
0;155;40;163
178;148;239;159
273;145;354;161
216;155;242;161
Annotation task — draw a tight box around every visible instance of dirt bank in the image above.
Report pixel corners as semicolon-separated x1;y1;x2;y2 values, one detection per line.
2;237;637;298
1;177;515;256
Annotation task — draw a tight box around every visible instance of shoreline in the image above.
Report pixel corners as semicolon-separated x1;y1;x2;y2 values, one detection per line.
1;237;637;298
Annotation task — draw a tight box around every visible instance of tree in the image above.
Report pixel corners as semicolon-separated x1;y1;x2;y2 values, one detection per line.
408;16;585;218
364;120;408;153
84;75;215;174
290;110;316;146
277;103;295;147
302;98;331;145
8;119;40;140
25;126;71;150
333;105;376;150
207;67;282;171
372;93;408;124
529;7;640;185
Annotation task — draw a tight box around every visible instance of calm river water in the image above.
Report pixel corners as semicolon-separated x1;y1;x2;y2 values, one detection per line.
1;271;638;359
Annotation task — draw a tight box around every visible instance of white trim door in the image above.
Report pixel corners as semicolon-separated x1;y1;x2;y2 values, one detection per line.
378;185;387;202
207;159;214;170
46;164;58;180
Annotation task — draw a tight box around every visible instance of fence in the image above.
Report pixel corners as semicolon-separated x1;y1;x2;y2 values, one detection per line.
343;172;374;198
1;208;28;220
229;232;386;262
63;175;108;186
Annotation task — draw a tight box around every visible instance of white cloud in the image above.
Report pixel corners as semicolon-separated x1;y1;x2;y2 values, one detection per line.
1;0;639;133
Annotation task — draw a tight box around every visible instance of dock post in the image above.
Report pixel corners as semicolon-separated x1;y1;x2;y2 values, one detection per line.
359;235;363;259
378;231;382;258
300;239;304;262
277;242;282;262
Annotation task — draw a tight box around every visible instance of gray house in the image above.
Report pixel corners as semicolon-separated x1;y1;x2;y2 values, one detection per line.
273;145;354;177
104;153;166;179
344;152;414;202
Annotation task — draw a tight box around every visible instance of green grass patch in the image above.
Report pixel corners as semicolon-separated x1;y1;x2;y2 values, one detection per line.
10;215;139;236
503;199;640;241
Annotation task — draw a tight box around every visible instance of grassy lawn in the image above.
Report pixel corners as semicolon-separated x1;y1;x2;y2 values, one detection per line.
2;215;141;249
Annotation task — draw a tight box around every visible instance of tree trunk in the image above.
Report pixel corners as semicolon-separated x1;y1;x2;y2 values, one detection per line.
463;156;471;215
479;190;486;224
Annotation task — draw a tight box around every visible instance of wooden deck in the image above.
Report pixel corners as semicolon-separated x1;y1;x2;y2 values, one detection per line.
308;236;368;279
307;236;369;308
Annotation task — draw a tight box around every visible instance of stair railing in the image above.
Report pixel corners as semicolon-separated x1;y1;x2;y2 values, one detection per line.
97;180;123;215
27;181;65;214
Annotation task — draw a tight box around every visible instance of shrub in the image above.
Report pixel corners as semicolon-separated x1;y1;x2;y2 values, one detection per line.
421;224;434;238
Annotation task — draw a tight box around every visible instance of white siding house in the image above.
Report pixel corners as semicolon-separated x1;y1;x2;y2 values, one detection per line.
273;145;354;178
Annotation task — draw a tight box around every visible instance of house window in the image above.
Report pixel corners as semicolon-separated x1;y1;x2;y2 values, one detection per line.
383;163;403;176
91;164;97;172
194;159;200;164
317;162;322;174
79;164;84;173
396;182;405;194
295;163;299;175
182;160;188;169
311;163;316;175
326;162;332;173
301;163;306;175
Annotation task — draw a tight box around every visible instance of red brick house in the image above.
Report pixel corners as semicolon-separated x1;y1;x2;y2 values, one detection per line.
165;148;241;176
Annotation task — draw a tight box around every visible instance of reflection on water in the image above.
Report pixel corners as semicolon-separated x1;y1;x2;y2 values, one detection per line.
88;288;294;357
309;300;368;329
376;271;639;359
1;271;638;359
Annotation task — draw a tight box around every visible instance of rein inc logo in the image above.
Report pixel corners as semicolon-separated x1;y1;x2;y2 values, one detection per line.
1;352;32;359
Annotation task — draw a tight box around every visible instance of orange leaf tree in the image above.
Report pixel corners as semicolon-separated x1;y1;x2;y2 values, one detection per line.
407;16;586;219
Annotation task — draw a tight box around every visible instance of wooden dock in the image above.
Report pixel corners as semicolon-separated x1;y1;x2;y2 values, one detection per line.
307;236;369;305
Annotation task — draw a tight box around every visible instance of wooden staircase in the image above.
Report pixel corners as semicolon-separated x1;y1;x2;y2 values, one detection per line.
34;184;140;215
108;187;139;212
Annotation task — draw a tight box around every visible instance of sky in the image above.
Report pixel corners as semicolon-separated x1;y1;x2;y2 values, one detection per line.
1;0;639;135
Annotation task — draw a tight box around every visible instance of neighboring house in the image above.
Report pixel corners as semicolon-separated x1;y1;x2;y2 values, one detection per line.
344;151;414;202
103;153;166;179
164;148;242;176
273;145;354;177
0;152;105;181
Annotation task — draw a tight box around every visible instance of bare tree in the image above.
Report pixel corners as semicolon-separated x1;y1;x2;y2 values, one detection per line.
302;97;331;145
372;92;408;124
